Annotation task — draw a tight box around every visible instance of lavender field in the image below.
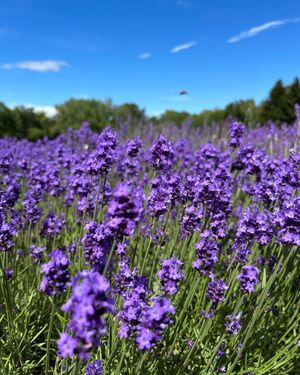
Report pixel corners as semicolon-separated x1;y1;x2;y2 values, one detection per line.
0;114;299;375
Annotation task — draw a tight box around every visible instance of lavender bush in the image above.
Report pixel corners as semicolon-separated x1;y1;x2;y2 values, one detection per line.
0;114;299;374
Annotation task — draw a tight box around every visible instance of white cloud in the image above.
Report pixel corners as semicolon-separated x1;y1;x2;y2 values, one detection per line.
1;60;68;72
30;105;57;117
228;17;300;43
9;103;57;117
138;52;152;59
171;41;197;53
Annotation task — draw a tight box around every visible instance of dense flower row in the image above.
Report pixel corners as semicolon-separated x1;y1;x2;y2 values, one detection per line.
0;112;299;374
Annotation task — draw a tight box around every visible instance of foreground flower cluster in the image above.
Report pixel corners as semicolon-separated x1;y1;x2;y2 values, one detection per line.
0;115;299;374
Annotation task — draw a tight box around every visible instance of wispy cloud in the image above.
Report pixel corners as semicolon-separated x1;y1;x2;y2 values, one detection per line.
138;52;152;59
171;41;197;53
228;17;300;43
1;60;68;72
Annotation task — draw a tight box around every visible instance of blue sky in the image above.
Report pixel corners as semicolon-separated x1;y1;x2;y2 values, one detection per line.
1;0;300;116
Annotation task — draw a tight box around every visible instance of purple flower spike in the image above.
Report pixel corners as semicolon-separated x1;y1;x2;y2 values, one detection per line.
87;127;118;176
107;183;144;238
126;136;143;157
237;265;260;294
206;279;228;304
0;222;16;252
40;212;64;239
4;268;13;279
58;271;114;359
192;230;219;276
86;360;103;375
149;134;174;171
82;221;114;273
40;249;70;295
136;296;175;351
229;121;246;148
158;257;184;295
29;245;45;263
225;312;242;335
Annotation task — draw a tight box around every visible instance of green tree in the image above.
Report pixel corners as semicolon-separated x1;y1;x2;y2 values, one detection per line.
0;103;16;137
114;103;145;123
0;104;53;140
52;99;115;136
159;110;190;125
192;109;225;126
224;99;259;126
12;106;53;140
286;78;300;116
259;80;291;123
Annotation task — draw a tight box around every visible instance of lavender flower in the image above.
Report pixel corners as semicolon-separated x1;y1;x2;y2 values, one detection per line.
206;279;228;304
187;339;194;348
180;204;203;237
149;134;174;171
217;345;225;358
192;230;219;276
86;360;103;375
23;197;43;225
0;222;16;252
126;136;143;157
17;249;25;257
237;265;260;293
107;183;144;237
237;207;273;245
136;296;175;351
229;121;246;148
0;153;11;174
148;176;172;218
117;271;150;340
87;127;118;176
4;268;13;279
40;212;64;238
40;249;70;295
225;312;242;335
216;364;226;373
82;221;114;273
58;271;114;359
114;257;136;294
29;245;45;263
199;309;215;319
275;197;300;246
158;257;184;295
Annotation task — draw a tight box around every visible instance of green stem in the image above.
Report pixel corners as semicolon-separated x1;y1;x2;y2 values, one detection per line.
93;176;103;220
227;249;292;374
103;241;116;276
45;297;56;375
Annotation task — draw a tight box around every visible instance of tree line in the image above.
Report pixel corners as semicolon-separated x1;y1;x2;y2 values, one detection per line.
1;78;300;141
